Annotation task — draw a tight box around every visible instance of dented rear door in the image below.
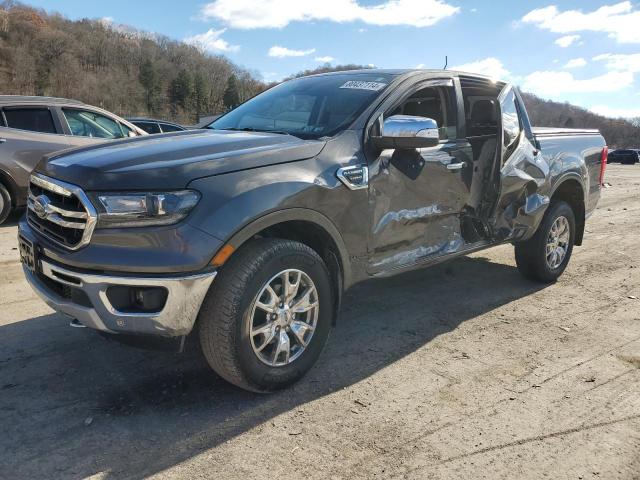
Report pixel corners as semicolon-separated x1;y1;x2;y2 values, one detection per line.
491;86;550;241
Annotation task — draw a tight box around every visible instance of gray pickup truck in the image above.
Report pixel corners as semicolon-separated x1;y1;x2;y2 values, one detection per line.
18;70;607;392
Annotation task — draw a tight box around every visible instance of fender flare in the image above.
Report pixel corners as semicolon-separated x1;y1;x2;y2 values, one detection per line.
549;172;587;245
225;207;353;288
550;172;587;202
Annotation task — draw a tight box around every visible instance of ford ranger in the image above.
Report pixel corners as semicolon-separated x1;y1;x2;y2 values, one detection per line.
18;70;607;392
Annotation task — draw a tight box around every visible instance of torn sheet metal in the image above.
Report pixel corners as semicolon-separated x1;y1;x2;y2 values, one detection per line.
491;139;551;241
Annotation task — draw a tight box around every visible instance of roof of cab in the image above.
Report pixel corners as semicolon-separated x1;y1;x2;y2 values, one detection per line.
303;68;505;82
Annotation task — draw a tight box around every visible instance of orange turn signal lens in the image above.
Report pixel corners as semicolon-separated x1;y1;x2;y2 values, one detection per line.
210;244;235;267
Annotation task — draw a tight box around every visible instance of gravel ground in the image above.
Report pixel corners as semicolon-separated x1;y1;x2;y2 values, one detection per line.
0;164;638;480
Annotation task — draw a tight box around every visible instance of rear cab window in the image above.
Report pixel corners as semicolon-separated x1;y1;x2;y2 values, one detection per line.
3;108;57;134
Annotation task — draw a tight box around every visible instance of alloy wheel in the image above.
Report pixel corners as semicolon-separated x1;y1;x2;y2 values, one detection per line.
249;269;319;367
546;215;570;270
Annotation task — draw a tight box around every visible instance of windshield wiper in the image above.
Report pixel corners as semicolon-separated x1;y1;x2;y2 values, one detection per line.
223;127;292;136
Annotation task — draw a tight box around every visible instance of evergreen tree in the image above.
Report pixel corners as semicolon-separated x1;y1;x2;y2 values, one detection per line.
223;74;240;110
192;70;208;117
169;69;193;110
139;59;161;114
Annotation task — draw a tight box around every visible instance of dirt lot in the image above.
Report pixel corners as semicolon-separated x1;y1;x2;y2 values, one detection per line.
0;164;639;480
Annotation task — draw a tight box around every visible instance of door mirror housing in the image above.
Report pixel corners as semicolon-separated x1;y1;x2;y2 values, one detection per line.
372;115;440;150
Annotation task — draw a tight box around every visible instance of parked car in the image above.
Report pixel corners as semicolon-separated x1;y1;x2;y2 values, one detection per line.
126;117;187;134
0;96;146;223
19;70;606;392
607;149;639;164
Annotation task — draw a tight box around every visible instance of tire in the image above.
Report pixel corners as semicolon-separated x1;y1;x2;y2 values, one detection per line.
198;238;334;392
514;201;575;283
0;183;12;225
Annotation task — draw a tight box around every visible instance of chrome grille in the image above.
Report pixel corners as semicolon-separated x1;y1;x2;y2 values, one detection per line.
27;174;97;250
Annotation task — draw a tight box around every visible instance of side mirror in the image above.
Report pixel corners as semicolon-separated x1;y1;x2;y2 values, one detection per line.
372;115;440;150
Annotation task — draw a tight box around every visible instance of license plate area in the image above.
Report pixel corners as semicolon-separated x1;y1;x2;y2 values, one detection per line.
18;234;38;274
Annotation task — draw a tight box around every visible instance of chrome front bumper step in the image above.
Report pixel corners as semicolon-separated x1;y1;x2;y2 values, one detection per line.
24;259;216;337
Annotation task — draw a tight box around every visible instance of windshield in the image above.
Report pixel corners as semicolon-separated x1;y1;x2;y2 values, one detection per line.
209;73;394;140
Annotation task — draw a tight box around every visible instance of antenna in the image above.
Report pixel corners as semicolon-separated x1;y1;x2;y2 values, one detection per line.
444;56;448;70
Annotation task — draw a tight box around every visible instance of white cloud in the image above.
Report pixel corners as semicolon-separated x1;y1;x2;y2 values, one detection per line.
522;2;640;44
415;63;426;69
564;58;587;69
593;53;640;73
523;70;634;96
591;105;640;119
99;16;114;25
184;28;239;52
268;46;316;58
555;34;580;48
201;0;459;29
315;56;335;63
451;57;510;80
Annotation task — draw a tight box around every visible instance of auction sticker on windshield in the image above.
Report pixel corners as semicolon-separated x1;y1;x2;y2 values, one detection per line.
339;81;387;91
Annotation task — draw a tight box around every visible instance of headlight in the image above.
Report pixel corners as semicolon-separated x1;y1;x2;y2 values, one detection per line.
91;190;200;228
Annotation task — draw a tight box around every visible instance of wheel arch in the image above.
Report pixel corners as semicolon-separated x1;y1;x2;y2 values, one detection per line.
0;168;19;208
224;208;353;323
550;176;586;246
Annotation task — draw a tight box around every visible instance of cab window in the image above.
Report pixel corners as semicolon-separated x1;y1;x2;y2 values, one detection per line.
388;85;457;141
4;108;57;134
62;108;125;138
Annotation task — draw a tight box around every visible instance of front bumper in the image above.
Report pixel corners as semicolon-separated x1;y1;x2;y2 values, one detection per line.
24;258;216;337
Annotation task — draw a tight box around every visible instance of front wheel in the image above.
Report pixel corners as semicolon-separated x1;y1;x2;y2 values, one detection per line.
198;238;333;392
514;201;575;283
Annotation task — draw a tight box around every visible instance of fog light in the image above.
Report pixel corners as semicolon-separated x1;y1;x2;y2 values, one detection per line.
106;286;168;313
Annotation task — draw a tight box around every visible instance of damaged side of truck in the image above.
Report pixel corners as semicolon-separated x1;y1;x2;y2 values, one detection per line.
363;73;603;277
20;69;605;392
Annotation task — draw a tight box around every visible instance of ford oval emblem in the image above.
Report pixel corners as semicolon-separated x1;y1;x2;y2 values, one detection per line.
33;195;52;220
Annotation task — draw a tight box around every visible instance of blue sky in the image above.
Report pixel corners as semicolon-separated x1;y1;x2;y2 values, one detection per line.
28;0;640;118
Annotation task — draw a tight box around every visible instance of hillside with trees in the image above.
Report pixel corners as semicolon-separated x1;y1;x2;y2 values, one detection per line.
0;1;638;145
522;93;640;148
0;1;263;124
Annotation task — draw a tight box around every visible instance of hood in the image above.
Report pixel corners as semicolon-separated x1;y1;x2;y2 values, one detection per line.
35;130;326;191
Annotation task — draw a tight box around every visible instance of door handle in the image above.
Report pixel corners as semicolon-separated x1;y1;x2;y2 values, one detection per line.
446;162;465;170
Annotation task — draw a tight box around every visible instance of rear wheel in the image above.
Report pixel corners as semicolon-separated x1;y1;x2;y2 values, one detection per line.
0;183;12;225
515;201;575;283
198;238;333;392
